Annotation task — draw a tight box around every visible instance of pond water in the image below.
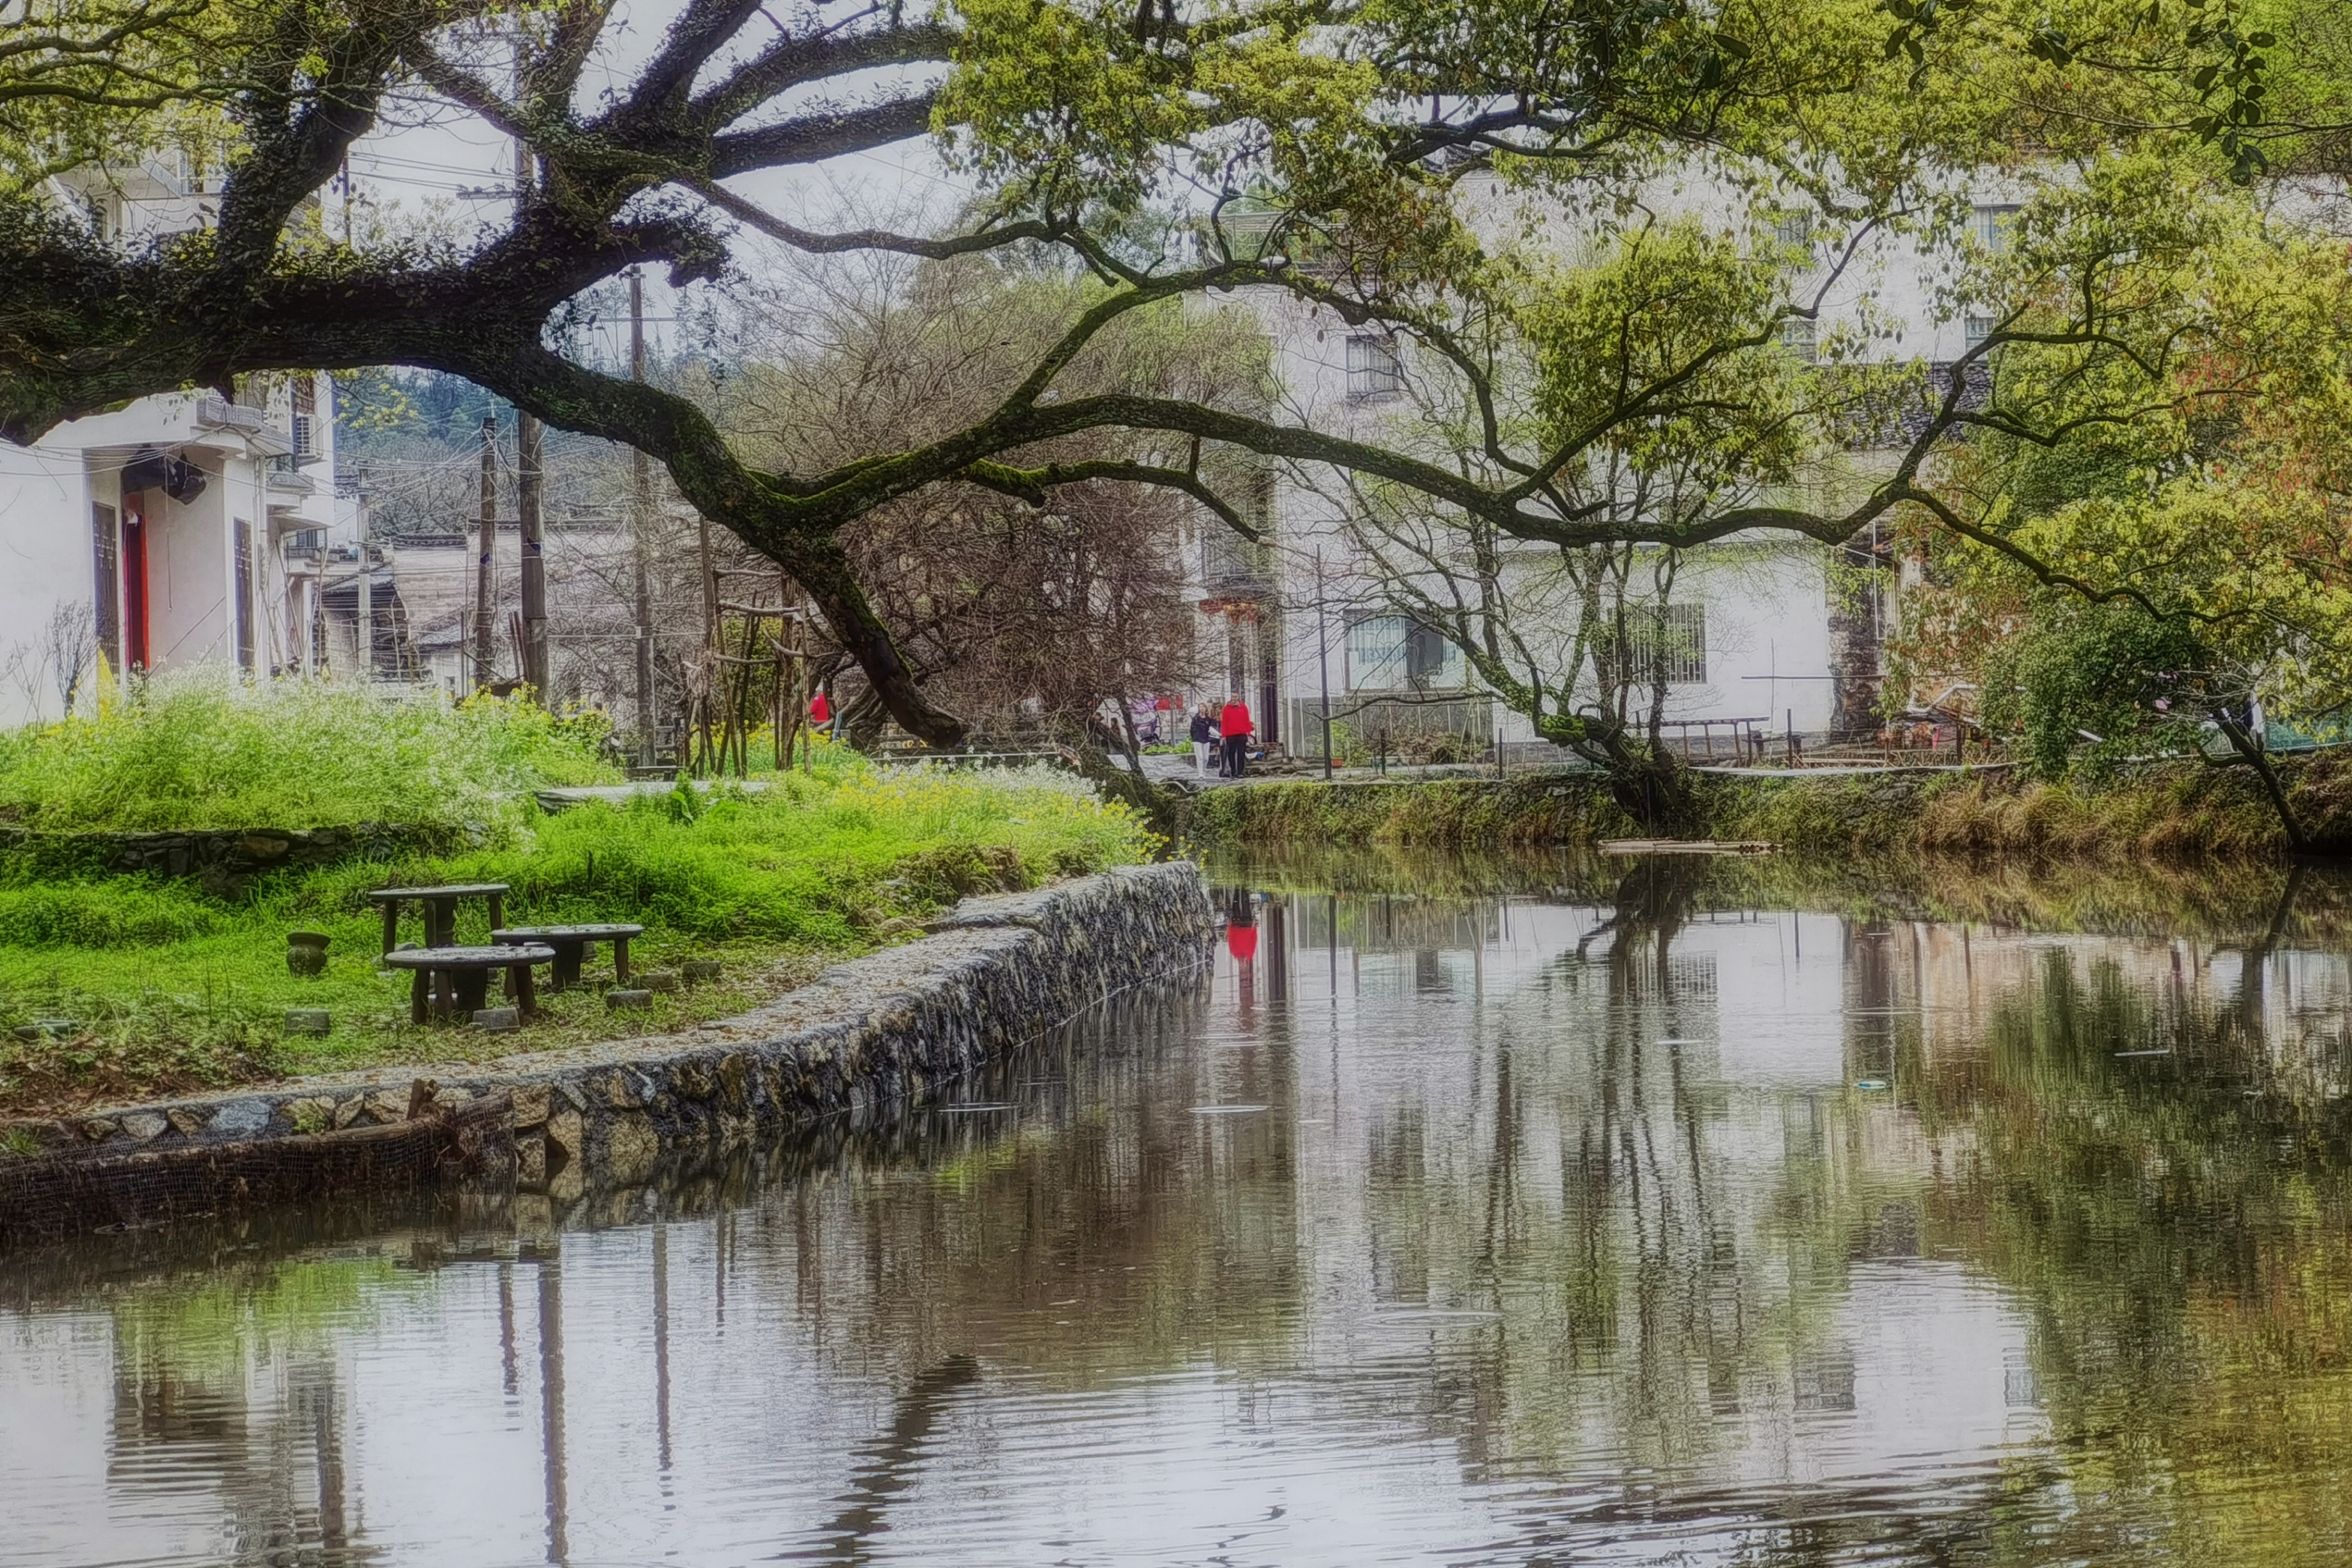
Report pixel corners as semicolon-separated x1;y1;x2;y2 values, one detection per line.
8;849;2352;1567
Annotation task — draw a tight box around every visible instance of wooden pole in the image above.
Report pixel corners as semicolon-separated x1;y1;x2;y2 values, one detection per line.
475;414;497;689
695;515;718;773
780;573;799;775
355;470;374;685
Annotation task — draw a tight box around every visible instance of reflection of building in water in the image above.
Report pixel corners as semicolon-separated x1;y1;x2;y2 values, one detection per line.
1848;921;2352;1100
1271;887;2043;1500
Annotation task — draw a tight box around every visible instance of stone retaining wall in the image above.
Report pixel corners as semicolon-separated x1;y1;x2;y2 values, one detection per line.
0;862;1217;1221
0;822;461;893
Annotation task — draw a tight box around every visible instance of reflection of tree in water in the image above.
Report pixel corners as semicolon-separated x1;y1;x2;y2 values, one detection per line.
1560;857;1760;1463
1340;861;2080;1564
751;983;1307;1395
798;1355;981;1563
1903;938;2352;1567
52;862;2352;1567
107;1260;399;1566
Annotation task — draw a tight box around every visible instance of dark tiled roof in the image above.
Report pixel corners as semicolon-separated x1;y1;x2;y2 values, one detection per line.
1838;359;1992;452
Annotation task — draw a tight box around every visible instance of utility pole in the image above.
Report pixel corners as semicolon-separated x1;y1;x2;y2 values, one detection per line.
630;269;657;765
475;413;497;689
513;132;549;701
518;412;547;697
1315;550;1334;781
354;465;373;685
694;515;718;773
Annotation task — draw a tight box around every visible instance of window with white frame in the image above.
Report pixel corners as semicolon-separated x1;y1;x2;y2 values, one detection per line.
1346;334;1404;399
1347;614;1463;691
292;374;317;460
1780;317;1818;364
1971;203;2022;253
1964;314;1997;348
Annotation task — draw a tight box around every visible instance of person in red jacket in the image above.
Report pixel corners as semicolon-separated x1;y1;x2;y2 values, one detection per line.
1218;693;1252;778
808;689;832;738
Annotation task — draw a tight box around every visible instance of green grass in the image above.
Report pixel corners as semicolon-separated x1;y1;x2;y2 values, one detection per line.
1182;754;2352;866
0;671;618;833
0;750;1157;1116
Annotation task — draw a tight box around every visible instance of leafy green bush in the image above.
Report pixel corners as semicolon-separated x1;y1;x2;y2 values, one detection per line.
0;672;618;833
1980;600;2210;778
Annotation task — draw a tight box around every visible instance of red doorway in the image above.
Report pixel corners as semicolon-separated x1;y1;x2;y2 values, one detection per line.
121;494;150;671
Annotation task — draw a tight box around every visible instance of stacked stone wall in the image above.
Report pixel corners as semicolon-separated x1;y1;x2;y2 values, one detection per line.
0;822;461;892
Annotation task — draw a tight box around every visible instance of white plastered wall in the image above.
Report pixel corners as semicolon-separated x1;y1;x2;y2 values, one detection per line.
0;443;96;726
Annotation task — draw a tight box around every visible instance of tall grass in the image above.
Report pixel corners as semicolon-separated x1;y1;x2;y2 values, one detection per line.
0;672;618;833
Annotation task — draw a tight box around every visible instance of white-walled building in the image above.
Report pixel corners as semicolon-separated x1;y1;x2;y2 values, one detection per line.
0;163;359;727
0;378;352;726
1209;170;2024;759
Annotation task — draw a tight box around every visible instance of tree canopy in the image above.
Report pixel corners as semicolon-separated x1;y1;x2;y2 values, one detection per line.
3;0;2347;745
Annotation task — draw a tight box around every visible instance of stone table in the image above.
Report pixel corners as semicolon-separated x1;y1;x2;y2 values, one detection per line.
368;883;510;957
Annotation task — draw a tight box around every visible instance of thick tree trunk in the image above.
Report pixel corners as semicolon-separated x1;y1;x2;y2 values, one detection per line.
1537;709;1699;836
2208;706;2345;857
1602;749;1700;837
776;538;968;748
1069;727;1179;840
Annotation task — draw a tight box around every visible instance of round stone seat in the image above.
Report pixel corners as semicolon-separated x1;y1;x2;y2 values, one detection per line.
385;943;555;1023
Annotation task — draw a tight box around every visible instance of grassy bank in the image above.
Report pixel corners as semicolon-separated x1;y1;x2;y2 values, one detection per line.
0;683;1154;1117
1182;753;2352;864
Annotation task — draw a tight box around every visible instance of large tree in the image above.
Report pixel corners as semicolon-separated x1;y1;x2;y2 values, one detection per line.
0;0;2308;750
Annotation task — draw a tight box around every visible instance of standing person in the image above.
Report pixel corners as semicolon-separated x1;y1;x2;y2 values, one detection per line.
808;687;832;740
1219;693;1253;779
1189;702;1216;777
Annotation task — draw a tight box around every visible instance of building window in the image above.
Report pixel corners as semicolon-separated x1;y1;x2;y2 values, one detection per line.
291;373;317;461
1773;211;1814;256
1606;602;1708;687
1971;203;2022;253
1964;314;1997;348
1346;334;1404;399
1780;318;1818;365
1347;613;1463;691
1203;467;1275;587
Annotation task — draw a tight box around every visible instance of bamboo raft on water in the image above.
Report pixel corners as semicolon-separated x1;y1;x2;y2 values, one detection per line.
1598;838;1778;857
